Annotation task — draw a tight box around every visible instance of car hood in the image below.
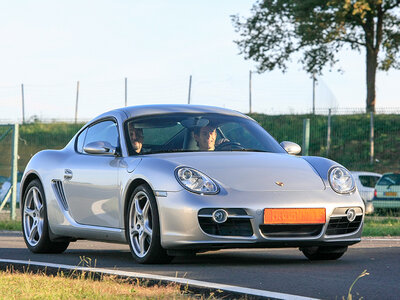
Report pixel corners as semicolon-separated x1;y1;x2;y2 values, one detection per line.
149;152;325;192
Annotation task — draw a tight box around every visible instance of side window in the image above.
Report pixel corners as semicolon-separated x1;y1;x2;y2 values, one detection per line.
76;128;88;153
83;120;119;152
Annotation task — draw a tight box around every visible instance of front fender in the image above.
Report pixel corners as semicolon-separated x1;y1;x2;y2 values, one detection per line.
302;156;349;187
124;157;183;192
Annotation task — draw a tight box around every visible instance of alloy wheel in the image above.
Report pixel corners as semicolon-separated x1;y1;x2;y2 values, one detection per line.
129;191;153;258
23;186;44;247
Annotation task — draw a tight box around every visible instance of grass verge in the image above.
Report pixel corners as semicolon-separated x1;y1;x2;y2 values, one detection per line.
362;217;400;236
0;269;191;300
0;220;21;231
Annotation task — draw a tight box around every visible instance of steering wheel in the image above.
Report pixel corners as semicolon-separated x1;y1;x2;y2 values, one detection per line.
215;141;245;151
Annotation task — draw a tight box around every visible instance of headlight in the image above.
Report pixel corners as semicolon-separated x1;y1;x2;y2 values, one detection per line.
175;167;219;194
328;166;355;194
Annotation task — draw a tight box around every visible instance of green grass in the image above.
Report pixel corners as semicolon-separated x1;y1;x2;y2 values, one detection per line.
0;220;21;231
362;217;400;236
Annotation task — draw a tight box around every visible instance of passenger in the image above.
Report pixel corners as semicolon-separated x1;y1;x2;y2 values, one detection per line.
194;125;217;151
128;123;144;153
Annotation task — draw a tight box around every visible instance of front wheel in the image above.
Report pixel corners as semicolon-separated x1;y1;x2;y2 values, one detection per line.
22;179;69;253
126;184;172;264
300;246;348;260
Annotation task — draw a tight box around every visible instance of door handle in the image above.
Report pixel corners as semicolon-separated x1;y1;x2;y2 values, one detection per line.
64;169;73;180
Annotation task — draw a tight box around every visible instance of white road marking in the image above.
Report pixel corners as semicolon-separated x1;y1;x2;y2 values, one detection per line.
0;258;319;300
363;238;400;241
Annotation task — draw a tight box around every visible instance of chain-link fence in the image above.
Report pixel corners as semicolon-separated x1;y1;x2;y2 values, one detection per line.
0;124;19;218
0;109;399;214
0;125;12;181
251;111;400;174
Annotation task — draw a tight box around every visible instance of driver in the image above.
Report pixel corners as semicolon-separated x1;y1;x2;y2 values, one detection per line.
194;125;217;151
128;123;144;153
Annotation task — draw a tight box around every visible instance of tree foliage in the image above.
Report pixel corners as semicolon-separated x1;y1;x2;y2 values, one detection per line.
232;0;400;111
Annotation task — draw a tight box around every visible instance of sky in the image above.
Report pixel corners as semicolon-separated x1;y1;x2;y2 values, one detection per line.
0;0;399;122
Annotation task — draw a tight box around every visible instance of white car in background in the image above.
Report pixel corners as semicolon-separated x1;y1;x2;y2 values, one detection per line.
374;173;400;209
0;181;20;203
351;171;382;214
0;173;22;204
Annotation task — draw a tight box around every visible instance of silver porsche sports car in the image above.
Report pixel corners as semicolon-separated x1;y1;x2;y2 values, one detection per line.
20;105;364;263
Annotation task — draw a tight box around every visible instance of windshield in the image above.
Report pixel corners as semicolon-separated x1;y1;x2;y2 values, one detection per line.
124;113;286;155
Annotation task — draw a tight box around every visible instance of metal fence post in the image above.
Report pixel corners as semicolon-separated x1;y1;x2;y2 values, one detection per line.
326;108;331;157
11;123;19;220
302;118;310;156
370;112;374;165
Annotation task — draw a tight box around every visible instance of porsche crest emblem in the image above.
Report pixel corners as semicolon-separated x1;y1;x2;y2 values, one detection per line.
275;181;284;187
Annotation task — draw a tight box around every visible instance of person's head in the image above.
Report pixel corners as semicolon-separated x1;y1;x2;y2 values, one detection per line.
194;125;217;151
128;123;143;153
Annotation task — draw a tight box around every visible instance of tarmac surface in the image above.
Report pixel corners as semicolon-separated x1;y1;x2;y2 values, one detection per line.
0;232;399;299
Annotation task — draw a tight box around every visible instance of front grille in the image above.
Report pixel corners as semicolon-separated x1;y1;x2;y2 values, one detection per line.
326;215;362;235
260;224;323;237
198;208;253;237
51;180;69;211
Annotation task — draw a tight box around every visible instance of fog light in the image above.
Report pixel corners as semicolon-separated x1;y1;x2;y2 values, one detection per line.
346;208;356;222
212;209;228;223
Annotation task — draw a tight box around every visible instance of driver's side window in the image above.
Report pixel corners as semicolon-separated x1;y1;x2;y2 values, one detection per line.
78;120;119;154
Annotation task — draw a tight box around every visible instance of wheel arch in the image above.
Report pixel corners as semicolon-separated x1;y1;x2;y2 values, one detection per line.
20;171;42;205
123;178;153;229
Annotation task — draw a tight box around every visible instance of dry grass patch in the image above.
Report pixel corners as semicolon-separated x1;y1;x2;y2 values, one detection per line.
0;270;191;299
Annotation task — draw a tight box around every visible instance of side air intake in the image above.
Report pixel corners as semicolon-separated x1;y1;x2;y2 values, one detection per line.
51;180;69;211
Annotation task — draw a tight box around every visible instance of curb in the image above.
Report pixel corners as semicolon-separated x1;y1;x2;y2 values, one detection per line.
0;259;317;300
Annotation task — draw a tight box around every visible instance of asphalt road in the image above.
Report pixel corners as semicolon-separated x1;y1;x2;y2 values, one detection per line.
0;233;399;299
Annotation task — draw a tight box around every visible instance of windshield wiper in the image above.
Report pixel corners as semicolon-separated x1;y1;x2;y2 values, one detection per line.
141;149;272;155
143;149;200;155
228;149;271;153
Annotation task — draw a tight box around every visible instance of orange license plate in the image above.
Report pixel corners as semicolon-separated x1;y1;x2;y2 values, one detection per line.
384;192;397;196
264;208;326;224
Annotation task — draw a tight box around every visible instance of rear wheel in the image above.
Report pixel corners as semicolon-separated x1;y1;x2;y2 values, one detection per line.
22;179;69;253
300;246;348;260
126;184;172;264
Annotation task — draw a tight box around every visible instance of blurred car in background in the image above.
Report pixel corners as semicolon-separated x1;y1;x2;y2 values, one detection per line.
351;171;381;214
373;173;400;209
0;172;22;204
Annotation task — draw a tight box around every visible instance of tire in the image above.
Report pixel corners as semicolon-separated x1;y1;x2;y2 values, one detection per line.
21;179;69;254
300;246;348;260
126;184;172;264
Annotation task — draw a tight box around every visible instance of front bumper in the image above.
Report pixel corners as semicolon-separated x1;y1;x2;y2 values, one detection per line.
156;187;365;250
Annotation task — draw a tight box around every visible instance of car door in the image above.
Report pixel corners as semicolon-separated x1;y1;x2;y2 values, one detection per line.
63;119;122;228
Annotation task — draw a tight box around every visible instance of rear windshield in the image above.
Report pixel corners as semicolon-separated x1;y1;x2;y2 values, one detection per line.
377;174;400;186
359;175;381;188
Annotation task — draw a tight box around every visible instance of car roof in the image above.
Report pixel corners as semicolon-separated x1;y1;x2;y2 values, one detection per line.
91;104;250;122
351;171;382;177
381;172;400;176
119;104;250;120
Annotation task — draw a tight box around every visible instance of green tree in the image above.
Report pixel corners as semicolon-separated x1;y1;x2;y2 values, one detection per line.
232;0;400;112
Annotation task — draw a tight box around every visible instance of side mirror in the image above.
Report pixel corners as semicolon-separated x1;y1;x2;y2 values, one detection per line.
280;141;301;155
84;141;117;155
